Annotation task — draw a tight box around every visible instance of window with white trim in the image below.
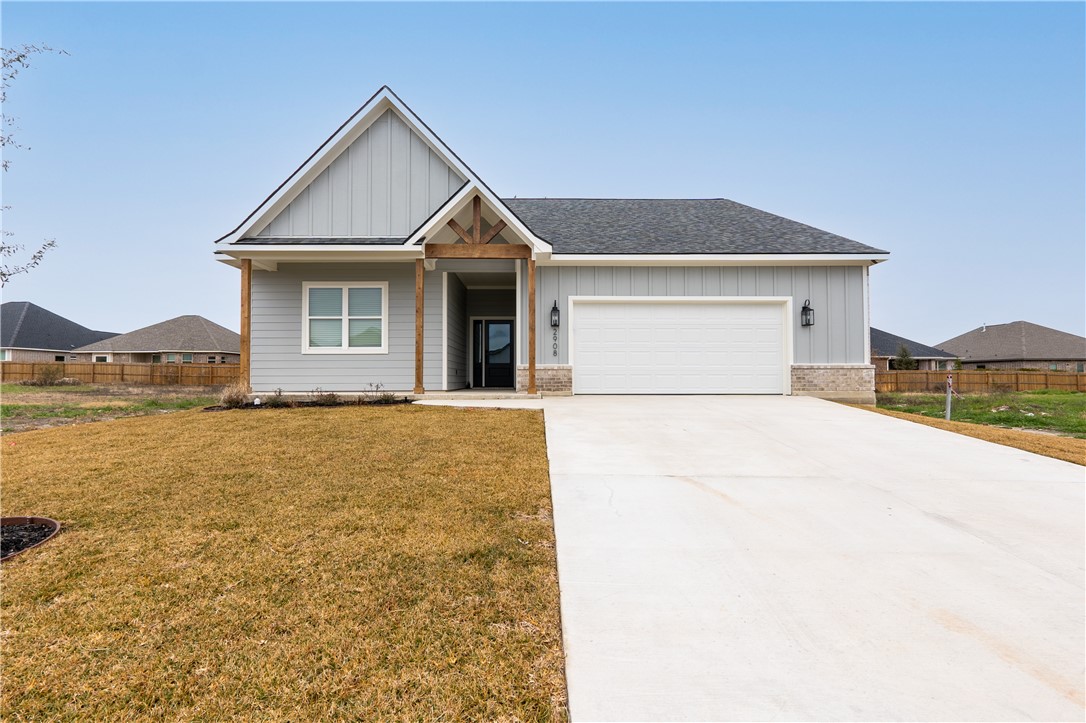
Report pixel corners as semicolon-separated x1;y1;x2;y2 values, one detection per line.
303;282;388;353
166;353;176;363
94;354;109;363
182;353;193;364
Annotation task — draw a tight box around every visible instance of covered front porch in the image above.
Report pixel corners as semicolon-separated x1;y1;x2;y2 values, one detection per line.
412;192;539;395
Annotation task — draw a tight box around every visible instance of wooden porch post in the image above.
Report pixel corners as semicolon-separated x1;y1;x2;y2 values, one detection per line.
414;258;425;394
240;258;252;391
527;257;537;394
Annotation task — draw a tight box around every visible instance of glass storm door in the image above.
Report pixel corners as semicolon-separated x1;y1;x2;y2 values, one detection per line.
472;320;514;388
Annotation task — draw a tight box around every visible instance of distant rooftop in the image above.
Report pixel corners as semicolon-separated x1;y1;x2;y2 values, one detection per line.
1;301;117;351
938;321;1086;362
76;315;240;353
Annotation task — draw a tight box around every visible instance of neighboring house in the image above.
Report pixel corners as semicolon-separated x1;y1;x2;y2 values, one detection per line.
937;321;1086;372
870;327;957;371
0;301;117;362
74;315;240;364
213;87;890;402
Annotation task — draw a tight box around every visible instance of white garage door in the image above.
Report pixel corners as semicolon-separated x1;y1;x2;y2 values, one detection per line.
571;300;786;394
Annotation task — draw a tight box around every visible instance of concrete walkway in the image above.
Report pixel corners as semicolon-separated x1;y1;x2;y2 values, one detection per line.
422;395;1085;721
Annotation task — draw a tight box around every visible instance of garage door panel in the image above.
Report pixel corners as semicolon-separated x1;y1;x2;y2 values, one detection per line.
572;301;785;394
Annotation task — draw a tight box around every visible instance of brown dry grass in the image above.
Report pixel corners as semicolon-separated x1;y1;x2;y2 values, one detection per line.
851;405;1086;466
1;405;567;720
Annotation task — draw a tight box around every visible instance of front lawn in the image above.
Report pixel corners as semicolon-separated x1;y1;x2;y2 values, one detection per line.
1;406;566;720
877;390;1086;438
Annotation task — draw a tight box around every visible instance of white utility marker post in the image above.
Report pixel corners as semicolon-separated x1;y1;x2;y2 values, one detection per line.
945;373;953;420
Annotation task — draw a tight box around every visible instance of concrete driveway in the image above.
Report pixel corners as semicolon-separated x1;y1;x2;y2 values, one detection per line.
540;396;1084;721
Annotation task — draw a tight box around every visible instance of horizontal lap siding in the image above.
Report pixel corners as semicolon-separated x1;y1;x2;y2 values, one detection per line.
251;263;441;392
537;265;865;365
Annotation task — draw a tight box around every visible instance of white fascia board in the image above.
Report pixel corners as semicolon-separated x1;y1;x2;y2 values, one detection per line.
406;182;551;254
542;253;890;267
216;248;422;268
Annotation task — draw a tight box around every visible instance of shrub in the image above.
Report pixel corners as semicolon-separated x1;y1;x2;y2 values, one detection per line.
358;382;399;405
264;388;294;408
219;383;249;409
893;344;918;371
309;387;340;407
34;363;65;386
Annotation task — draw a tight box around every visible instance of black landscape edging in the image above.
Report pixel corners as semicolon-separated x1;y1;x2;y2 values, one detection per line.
1;517;61;562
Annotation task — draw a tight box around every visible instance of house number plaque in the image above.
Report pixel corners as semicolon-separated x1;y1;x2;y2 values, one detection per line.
552;329;558;357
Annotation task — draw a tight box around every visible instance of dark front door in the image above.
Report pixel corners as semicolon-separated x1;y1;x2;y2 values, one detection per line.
472;320;514;388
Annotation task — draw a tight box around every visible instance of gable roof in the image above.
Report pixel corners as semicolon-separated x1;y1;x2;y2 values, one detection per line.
75;316;240;354
215;86;541;251
502;199;887;255
1;301;117;351
870;327;955;359
937;321;1086;362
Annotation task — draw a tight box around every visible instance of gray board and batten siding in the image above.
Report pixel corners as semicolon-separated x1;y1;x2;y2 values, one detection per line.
534;265;868;366
255;109;465;239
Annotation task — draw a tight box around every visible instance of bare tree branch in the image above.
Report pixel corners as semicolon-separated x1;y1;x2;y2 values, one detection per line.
1;43;68;285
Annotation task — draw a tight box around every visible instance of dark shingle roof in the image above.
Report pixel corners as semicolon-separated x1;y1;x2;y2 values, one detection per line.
1;301;117;351
937;321;1086;363
76;315;240;354
871;327;956;359
501;198;888;255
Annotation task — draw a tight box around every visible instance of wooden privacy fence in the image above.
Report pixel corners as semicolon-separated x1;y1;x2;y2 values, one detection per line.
0;362;240;387
877;370;1086;394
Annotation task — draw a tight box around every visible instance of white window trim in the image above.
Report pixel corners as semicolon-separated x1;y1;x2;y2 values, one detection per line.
93;353;112;363
302;281;389;354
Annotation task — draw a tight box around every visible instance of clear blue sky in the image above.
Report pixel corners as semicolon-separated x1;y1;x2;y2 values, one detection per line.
3;1;1083;344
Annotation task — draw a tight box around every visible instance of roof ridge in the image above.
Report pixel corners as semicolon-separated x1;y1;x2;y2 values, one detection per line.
8;302;31;346
196;315;216;344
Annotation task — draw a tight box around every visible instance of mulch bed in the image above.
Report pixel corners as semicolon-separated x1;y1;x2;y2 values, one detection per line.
2;524;55;560
204;397;412;412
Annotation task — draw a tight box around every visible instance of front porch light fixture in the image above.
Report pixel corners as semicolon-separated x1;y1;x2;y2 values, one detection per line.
550;301;561;328
800;299;814;327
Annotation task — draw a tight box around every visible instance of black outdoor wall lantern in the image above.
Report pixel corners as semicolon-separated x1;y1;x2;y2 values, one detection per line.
800;299;814;327
550;300;561;328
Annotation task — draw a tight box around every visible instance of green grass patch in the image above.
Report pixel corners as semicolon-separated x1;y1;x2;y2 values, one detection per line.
877;391;1086;438
1;396;216;420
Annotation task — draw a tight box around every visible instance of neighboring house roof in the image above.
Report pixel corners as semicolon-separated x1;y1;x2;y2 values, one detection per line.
937;321;1086;362
870;327;955;359
76;316;240;354
1;301;117;351
503;198;887;255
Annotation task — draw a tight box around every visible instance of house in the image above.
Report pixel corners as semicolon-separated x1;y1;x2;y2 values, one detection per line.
937;321;1086;372
870;327;957;371
0;301;117;362
213;87;889;403
73;315;240;364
